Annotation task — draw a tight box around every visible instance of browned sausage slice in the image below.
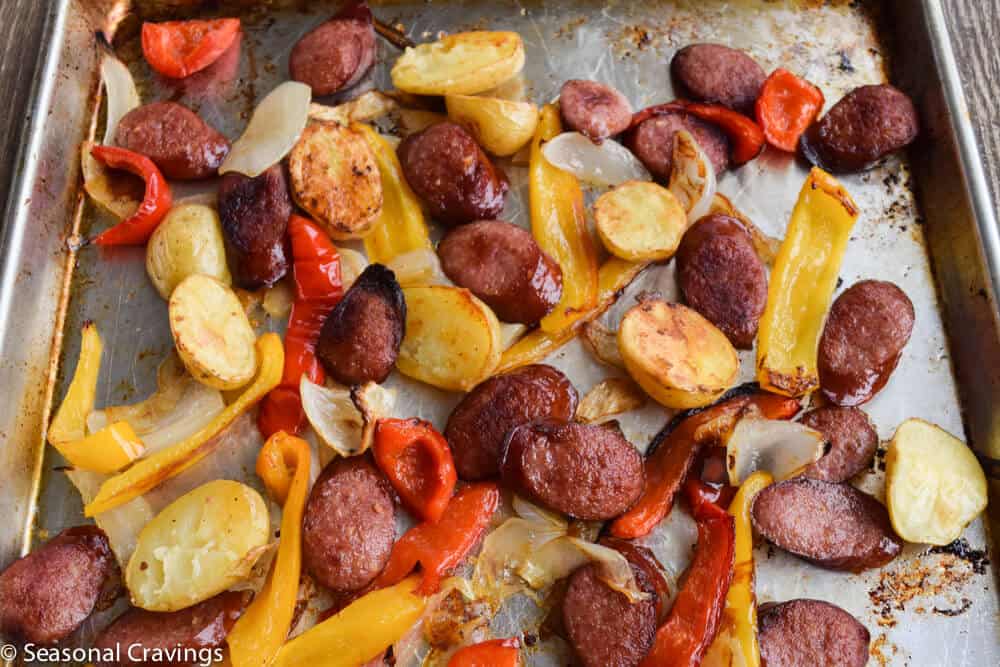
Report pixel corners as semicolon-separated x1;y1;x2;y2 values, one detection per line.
116;102;230;180
437;221;563;325
445;364;578;481
626;112;729;180
0;526;118;644
93;591;247;666
800;407;879;482
670;44;766;115
758;599;871;667
316;264;405;385
501;419;644;520
218;164;291;289
818;280;915;406
751;478;902;572
397;122;508;226
800;84;919;173
289;12;376;96
676;214;767;349
302;456;396;592
559;80;634;143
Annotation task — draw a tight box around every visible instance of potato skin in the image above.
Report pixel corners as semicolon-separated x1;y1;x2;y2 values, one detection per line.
218;164;291;289
146;204;231;299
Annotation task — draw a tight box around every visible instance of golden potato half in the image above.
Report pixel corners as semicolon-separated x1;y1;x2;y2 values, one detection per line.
445;94;538;157
595;181;687;262
146;204;231;299
391;31;525;96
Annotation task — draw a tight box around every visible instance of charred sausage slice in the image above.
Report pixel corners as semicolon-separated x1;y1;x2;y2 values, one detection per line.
670;44;766;115
218;164;291;289
751;477;902;572
302;456;396;592
316;264;405;385
800;407;879;483
0;526;118;645
437;220;563;325
116;102;230;180
559;80;634;143
626;112;730;180
818;280;915;407
501;419;644;520
444;364;578;481
289;7;376;96
758;599;871;667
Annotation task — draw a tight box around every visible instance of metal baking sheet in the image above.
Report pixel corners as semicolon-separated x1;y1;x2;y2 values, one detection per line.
1;0;998;665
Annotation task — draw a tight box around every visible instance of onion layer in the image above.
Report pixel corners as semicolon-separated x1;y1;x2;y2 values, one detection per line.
542;132;651;187
101;53;140;145
220;81;312;177
726;417;825;485
668;130;717;223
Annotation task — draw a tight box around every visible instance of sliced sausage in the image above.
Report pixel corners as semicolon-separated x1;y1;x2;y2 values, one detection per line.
626;112;729;180
758;599;871;667
751;477;902;572
397;122;509;226
598;537;671;623
818;280;915;406
302;456;396;592
501;419;644;520
316;264;405;385
670;44;766;115
93;591;247;666
437;221;563;324
800;407;879;482
116;102;230;180
218;165;291;289
445;364;578;481
676;214;767;349
0;526;118;644
289;8;376;96
800;84;919;173
559;80;634;143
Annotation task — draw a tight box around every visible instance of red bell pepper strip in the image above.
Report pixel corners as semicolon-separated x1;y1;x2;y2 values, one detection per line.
609;388;799;539
90;146;172;246
628;101;766;167
684;478;732;518
374;483;500;595
373;418;458;523
640;512;735;667
142;19;241;79
258;215;343;437
447;638;520;667
755;69;825;152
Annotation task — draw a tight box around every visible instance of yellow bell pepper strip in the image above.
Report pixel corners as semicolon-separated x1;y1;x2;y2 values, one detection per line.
360;124;432;264
228;432;312;667
54;421;145;474
756;167;858;397
84;333;283;516
532;104;599;333
273;576;426;667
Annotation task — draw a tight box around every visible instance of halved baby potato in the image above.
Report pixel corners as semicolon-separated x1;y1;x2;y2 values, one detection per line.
594;181;688;262
618;299;738;409
445;94;538;157
146;204;231;299
169;274;258;390
288;121;383;240
391;31;526;96
886;419;988;545
126;480;270;611
397;285;502;391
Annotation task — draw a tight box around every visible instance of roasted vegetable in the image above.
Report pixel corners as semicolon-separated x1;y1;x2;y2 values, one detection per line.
391;31;525;95
89;145;172;246
445;94;539;156
80;140;142;220
576;378;646;424
300;377;394;458
146;203;231;299
594;180;687;262
221;81;311;178
374;418;458;523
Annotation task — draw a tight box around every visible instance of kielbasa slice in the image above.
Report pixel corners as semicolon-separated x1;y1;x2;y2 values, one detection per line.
676;214;767;349
445;364;578;481
437;220;563;325
0;526;118;645
397;122;508;226
218;165;291;289
751;477;902;572
800;407;879;483
626;112;729;180
302;456;396;592
559;80;634;143
116;102;230;180
800;84;919;173
316;264;405;385
670;44;766;115
818;280;915;406
289;8;376;96
501;419;644;520
758;599;871;667
93;591;247;667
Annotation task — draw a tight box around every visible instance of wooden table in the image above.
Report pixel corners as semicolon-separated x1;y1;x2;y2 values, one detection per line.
1;1;998;215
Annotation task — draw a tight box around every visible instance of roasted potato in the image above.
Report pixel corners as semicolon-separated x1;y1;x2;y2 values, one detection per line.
146;204;232;299
594;181;687;262
288;121;383;240
126;480;270;611
886;419;988;545
445;94;538;157
169;274;258;390
397;285;502;391
618;299;738;408
391;31;526;96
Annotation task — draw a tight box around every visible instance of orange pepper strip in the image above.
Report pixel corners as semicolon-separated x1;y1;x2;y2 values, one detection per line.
374;483;500;595
447;638;520;667
228;432;312;667
373;418;457;523
755;69;825;153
